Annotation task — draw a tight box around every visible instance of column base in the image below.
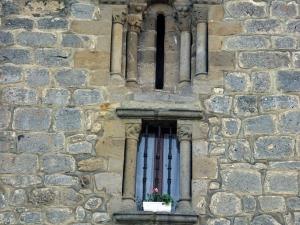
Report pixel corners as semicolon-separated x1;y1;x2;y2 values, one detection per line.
110;73;125;86
178;80;191;90
121;198;137;211
176;200;194;213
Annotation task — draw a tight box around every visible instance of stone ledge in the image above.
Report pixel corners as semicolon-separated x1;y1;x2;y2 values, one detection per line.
113;211;199;224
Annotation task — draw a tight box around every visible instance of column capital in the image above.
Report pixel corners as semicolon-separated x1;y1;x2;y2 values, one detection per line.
127;14;142;34
192;4;208;25
126;123;141;140
112;10;127;25
177;124;192;141
174;3;192;32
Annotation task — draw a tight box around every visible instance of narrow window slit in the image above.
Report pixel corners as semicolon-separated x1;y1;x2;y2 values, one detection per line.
155;14;165;90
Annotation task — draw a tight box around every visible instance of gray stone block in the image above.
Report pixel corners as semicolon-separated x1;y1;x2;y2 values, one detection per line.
0;153;38;174
0;212;16;224
54;108;82;131
3;18;34;30
20;212;42;224
280;111;300;133
243;195;256;213
28;188;55;206
44;174;79;186
258;196;286;212
0;192;6;209
254;136;294;159
76;206;85;220
0;176;42;188
225;1;266;18
225;72;250;92
207;218;230;225
2;87;38;105
272;36;297;49
287;197;300;210
46;208;71;224
74;89;104;105
0;65;22;84
42;88;70;106
239;51;289;68
85;197;102;210
244;115;276;135
264;171;298;195
93;213;111;223
13;107;51;131
0;31;14;46
222;118;241;137
18;32;56;47
34;49;70;67
227;139;251;162
234;218;248;225
252;72;271;93
37;18;69;29
0;104;11;129
260;95;299;112
271;1;298;18
1;1;20;15
62;34;89;48
293;52;300;68
221;170;262;195
133;93;169;101
251;215;280;225
25;68;50;88
0;131;15;152
245;19;282;34
68;141;92;154
205;95;232;115
225;36;269;50
10;189;26;206
270;161;300;169
209;192;242;216
55;69;87;87
18;133;64;153
278;70;300;92
234;95;257;116
61;188;84;206
71;3;95;19
94;173;122;194
287;20;300;33
0;48;31;64
41;154;75;174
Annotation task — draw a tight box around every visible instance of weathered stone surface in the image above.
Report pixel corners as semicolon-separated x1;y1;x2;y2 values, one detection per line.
192;140;208;157
28;188;55;206
42;154;75;174
264;171;298;195
1;175;41;188
228;139;251;162
68;141;92;154
0;65;22;84
293;52;300;68
0;212;16;224
0;131;15;152
74;89;104;105
225;1;266;18
193;157;218;179
25;68;50;88
271;1;298;18
287;197;300;210
72;20;111;36
55;69;87;87
0;48;31;64
205;95;232;115
85;197;102;210
74;51;110;70
209;192;242;216
1;1;20;15
71;3;95;19
207;218;230;225
3;18;34;30
252;72;271;93
244;115;276;135
221;170;262;195
209;182;220;190
93;213;111;223
20;212;42;224
280;111;300;133
61;188;84;206
258;196;286;212
222;118;241;138
18;32;56;47
44;174;79;186
287;20;300;33
250;215;280;225
260;95;299;112
35;49;70;67
10;189;26;206
245;19;282;34
0;104;11;129
278;70;300;92
62;34;89;48
272;36;297;49
243;195;256;213
94;173;122;194
2;87;38;105
254;136;294;159
225;72;250;92
270;161;300;169
225;36;269;50
37;18;69;29
0;31;14;46
209;51;235;70
46;208;71;224
78;157;107;172
208;21;242;36
42;88;70;106
0;191;6;209
234;95;257;116
0;153;38;174
234;218;248;225
54;108;82;131
76;206;85;221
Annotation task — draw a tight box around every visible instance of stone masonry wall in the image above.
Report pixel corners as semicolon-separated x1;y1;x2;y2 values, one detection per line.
0;0;300;224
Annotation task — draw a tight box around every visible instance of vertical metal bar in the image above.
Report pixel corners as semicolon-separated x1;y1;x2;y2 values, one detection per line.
167;125;172;195
142;123;148;200
155;125;161;189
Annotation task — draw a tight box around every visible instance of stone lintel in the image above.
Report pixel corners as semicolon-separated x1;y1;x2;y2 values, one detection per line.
113;211;198;224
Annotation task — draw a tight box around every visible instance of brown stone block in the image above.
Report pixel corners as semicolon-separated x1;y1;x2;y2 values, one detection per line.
193;157;218;179
208;21;242;36
75;51;110;70
209;35;222;50
165;31;180;52
142;15;156;31
72;20;111;35
103;120;125;138
78;157;107;172
89;69;110;86
192;121;209;140
95;137;125;156
208;5;224;21
108;156;124;172
165;16;176;31
209;51;235;70
165;52;180;63
139;31;156;49
164;63;179;85
96;36;111;53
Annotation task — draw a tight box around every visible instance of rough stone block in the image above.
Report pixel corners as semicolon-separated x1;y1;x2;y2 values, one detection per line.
293;52;300;68
46;208;71;224
54;108;82;131
225;1;266;18
270;161;300;169
0;153;38;174
2;87;38;105
278;70;300;92
35;49;70;67
245;19;282;34
280;111;300;133
13;107;51;131
234;218;248;225
0;131;15;152
243;195;256;213
28;188;56;206
209;192;242;216
272;36;297;49
252;72;271;93
85;197;102;210
76;206;85;220
222;118;241;138
0;192;6;209
1;1;20;15
208;218;230;225
209;51;235;70
193;157;218;179
0;104;11;129
251;215;280;225
221;170;262;195
192;140;208;157
0;31;14;46
259;196;286;212
71;3;95;19
68;141;92;154
244;115;276;135
205;95;232;115
94;173;122;194
78;157;107;172
74;89;104;106
55;68;87;87
72;20;111;35
227;139;251;162
234;95;257;116
264;171;298;195
37;18;69;29
0;65;22;84
41;154;75;173
62;34;89;48
61;188;84;206
75;51;110;70
3;18;34;30
287;197;300;210
93;213;111;223
1;176;42;188
0;48;31;64
42;88;70;106
10;189;26;206
208;21;242;36
225;36;270;50
271;1;298;18
225;72;250;92
20;212;42;224
0;212;16;224
18;32;56;47
260;95;299;112
18;133;64;153
25;68;50;88
287;20;300;33
44;174;79;186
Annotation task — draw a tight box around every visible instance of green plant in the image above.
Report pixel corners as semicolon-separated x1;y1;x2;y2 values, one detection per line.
144;188;175;206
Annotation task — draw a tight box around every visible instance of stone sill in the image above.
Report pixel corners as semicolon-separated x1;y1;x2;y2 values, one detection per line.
113;211;198;224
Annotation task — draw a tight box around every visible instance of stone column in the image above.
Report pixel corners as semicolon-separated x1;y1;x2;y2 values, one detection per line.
176;123;192;212
111;10;127;81
193;5;208;77
175;3;192;88
122;123;141;211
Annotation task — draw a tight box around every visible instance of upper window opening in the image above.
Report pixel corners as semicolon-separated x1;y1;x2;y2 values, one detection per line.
155;14;165;89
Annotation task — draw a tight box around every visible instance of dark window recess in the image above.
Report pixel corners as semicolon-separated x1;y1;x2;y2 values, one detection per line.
155;14;165;89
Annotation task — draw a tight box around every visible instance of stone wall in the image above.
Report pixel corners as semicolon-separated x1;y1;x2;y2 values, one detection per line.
0;0;300;224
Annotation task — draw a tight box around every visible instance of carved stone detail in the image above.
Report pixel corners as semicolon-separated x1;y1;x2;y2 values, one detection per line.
126;123;141;140
113;10;127;25
174;3;192;32
128;3;147;14
192;5;208;24
177;124;192;141
127;14;142;33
